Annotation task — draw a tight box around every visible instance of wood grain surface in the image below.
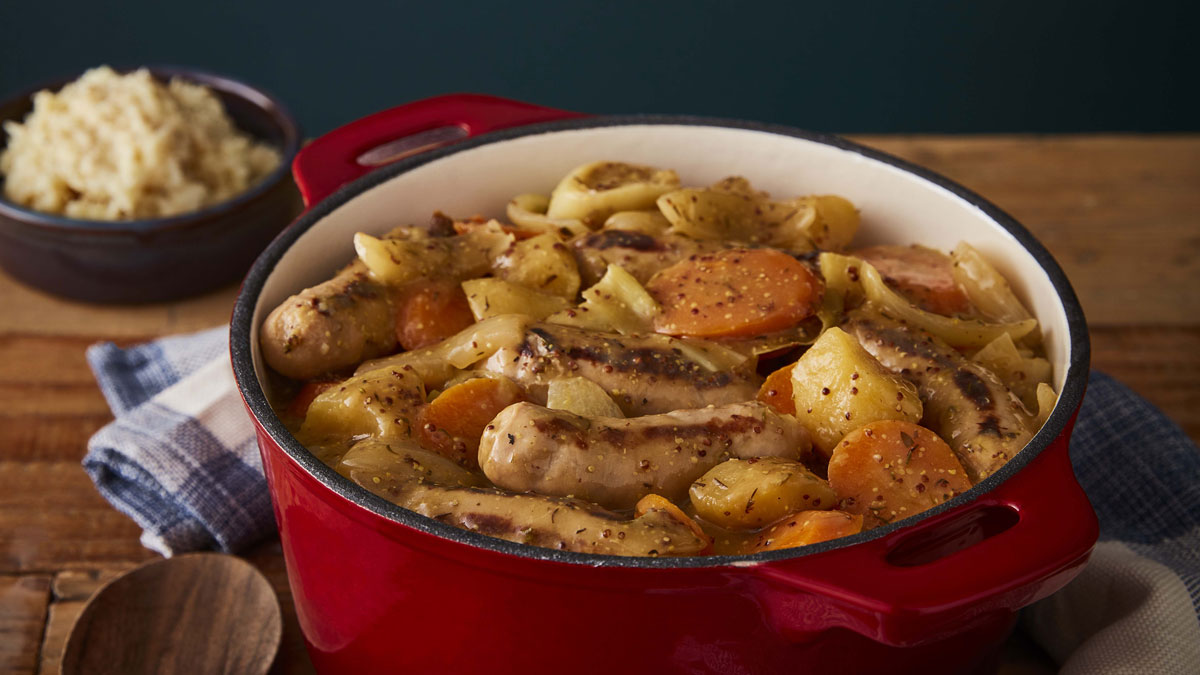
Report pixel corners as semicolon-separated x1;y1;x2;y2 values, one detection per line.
0;135;1196;674
59;554;280;675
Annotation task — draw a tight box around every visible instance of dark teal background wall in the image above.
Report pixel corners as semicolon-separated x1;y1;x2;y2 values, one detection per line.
1;0;1195;135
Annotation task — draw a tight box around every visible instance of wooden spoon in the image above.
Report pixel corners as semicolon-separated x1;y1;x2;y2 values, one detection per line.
61;553;282;675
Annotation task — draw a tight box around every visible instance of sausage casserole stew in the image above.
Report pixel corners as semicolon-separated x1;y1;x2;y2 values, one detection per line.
260;161;1057;557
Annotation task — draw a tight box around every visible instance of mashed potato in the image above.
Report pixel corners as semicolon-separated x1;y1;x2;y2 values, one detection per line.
0;66;281;220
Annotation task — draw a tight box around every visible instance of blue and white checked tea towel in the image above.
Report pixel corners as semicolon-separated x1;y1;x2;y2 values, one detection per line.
83;327;1200;673
84;326;274;555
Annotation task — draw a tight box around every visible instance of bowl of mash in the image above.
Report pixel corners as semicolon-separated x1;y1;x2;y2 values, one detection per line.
0;66;302;302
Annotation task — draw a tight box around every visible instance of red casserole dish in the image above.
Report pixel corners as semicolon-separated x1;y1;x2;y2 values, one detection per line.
230;94;1096;674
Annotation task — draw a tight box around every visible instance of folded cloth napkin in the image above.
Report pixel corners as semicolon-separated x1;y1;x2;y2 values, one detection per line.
83;328;1200;672
84;326;274;555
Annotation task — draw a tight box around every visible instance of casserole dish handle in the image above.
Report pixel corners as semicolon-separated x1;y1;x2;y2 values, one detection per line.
754;413;1097;647
292;94;587;206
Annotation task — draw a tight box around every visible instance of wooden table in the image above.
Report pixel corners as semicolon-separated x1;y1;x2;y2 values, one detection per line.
2;135;1197;674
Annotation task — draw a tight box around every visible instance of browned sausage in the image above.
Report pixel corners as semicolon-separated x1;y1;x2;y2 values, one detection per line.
261;260;397;381
261;220;509;381
850;245;971;316
844;309;1034;483
479;401;810;510
482;323;762;416
338;440;708;556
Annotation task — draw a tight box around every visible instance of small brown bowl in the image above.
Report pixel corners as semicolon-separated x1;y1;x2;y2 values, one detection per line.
0;66;302;303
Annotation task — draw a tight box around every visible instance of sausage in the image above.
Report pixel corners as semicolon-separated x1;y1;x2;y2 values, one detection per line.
261;220;507;381
570;230;728;287
479;401;810;510
851;245;971;316
338;440;708;556
261;260;397;381
844;309;1034;483
482;323;762;416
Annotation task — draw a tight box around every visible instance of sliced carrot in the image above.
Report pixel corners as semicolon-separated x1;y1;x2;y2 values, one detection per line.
827;420;973;528
635;494;714;555
756;362;796;415
286;380;339;421
647;248;823;338
851;245;971;317
741;510;863;553
394;280;476;351
416;376;524;468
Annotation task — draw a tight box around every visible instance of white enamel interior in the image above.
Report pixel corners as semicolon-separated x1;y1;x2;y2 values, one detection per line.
251;124;1071;400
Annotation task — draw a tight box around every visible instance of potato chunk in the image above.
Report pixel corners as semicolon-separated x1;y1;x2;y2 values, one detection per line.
492;231;582;300
690;458;836;530
297;366;428;463
791;327;923;459
828;420;972;528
